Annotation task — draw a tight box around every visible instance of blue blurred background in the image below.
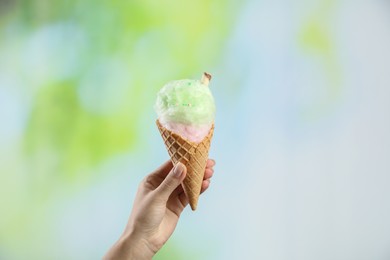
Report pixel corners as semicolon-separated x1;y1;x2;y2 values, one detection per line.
1;0;390;259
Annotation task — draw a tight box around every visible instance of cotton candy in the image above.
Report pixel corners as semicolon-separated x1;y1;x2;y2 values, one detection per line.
155;77;215;143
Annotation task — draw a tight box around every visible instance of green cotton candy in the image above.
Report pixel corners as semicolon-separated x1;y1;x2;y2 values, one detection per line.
155;79;216;125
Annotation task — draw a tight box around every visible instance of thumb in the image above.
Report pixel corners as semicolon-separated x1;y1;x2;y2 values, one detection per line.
155;162;186;201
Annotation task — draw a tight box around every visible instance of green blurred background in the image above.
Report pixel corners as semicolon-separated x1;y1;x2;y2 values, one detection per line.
2;0;390;259
1;0;239;259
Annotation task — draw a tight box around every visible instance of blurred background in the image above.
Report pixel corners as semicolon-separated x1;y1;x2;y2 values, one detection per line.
1;0;390;259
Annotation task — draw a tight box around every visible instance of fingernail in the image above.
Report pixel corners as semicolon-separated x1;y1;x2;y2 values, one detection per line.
211;159;216;166
173;163;185;178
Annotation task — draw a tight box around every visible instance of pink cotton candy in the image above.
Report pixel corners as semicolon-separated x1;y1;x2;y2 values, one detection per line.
162;122;212;143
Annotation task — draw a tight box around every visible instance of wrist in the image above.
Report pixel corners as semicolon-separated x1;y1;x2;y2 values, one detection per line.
120;232;156;260
104;232;155;260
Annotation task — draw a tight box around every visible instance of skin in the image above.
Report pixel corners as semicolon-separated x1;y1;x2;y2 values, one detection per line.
104;159;216;260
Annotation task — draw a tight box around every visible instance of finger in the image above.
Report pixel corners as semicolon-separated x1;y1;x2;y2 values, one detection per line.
205;164;214;170
206;159;216;168
171;183;184;197
143;160;174;190
200;179;211;194
204;168;214;180
154;163;186;201
178;191;189;209
166;184;187;216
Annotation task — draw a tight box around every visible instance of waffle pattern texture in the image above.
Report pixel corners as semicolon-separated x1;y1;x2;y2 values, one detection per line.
156;120;214;210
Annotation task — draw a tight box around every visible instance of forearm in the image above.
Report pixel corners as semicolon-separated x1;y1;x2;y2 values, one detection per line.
103;234;155;260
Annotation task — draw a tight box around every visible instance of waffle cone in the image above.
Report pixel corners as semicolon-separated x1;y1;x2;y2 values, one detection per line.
156;120;214;210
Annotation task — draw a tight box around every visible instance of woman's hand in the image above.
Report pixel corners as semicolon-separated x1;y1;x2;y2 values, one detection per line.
104;159;216;260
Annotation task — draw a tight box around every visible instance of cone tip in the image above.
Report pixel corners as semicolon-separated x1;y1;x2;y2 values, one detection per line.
190;202;197;211
189;196;199;211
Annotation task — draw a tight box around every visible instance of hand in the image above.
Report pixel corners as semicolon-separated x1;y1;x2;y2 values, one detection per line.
104;159;216;260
